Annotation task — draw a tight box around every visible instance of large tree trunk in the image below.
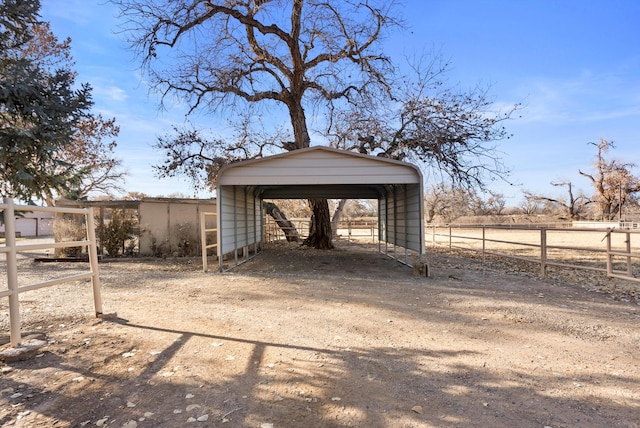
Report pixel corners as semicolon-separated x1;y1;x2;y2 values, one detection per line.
331;199;348;237
288;101;332;248
303;199;334;249
288;100;311;149
263;201;300;242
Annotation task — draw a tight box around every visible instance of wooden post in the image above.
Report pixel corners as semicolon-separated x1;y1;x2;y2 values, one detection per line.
540;228;547;277
606;231;613;277
86;211;103;315
5;199;21;347
482;227;486;267
99;206;105;256
625;231;632;275
200;211;208;272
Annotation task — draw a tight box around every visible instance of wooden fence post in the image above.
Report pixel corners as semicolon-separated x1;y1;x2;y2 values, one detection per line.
4;199;22;346
625;231;632;275
86;211;103;316
540;228;547;277
482;227;486;266
606;232;613;277
200;211;208;272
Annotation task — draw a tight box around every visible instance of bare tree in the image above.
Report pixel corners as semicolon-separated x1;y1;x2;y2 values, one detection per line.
579;139;640;220
423;184;471;224
468;189;506;216
113;0;400;249
519;194;540;215
524;181;591;220
153;124;277;192
329;56;519;189
424;186;444;224
46;114;126;205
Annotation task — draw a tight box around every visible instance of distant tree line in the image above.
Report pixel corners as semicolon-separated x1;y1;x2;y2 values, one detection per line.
426;139;640;224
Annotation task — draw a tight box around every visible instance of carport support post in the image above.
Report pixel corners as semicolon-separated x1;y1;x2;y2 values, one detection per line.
5;199;21;347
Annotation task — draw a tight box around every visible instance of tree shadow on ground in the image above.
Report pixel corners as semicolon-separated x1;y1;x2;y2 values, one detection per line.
4;315;637;427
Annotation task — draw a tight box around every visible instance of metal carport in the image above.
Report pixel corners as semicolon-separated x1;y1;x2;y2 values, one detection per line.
215;146;424;271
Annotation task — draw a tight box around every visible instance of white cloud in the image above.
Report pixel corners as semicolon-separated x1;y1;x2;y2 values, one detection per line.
92;85;129;103
41;1;94;25
511;68;640;125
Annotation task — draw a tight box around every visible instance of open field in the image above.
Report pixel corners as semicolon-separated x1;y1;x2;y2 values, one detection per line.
1;240;639;427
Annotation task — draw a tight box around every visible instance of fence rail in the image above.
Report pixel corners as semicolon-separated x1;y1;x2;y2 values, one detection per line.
426;224;640;283
264;217;378;243
1;199;102;347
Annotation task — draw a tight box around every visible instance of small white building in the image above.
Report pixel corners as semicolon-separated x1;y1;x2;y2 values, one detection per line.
0;210;54;237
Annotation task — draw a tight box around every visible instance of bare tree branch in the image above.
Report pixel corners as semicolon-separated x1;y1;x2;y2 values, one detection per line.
579;139;640;220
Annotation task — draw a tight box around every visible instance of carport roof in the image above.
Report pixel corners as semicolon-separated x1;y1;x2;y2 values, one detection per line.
217;146;422;199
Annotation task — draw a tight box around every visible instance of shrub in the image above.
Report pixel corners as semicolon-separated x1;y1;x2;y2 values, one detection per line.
53;214;86;257
97;209;135;257
172;222;198;257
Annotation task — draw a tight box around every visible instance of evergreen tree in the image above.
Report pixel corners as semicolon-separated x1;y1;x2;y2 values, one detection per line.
1;0;93;203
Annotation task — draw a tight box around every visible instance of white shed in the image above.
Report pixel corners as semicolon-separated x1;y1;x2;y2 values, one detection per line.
216;146;424;270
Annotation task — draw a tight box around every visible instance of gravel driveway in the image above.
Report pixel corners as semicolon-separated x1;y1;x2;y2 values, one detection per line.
1;240;639;427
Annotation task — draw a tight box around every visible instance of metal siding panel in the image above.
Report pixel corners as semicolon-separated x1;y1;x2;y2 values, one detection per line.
220;186;238;255
405;184;422;252
231;165;414;176
219;185;264;258
224;174;416;186
396;185;407;247
251;193;258;245
235;189;247;247
386;189;395;245
378;198;386;241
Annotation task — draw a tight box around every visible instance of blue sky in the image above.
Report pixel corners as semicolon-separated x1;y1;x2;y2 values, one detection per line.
40;0;640;205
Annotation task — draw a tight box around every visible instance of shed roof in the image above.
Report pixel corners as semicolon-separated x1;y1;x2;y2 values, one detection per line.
218;146;422;199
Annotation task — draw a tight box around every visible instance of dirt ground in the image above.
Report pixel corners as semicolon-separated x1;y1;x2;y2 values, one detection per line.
1;240;639;427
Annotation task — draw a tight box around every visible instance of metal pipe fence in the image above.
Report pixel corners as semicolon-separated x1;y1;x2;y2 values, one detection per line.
264;217;378;243
426;224;640;283
1;199;102;346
